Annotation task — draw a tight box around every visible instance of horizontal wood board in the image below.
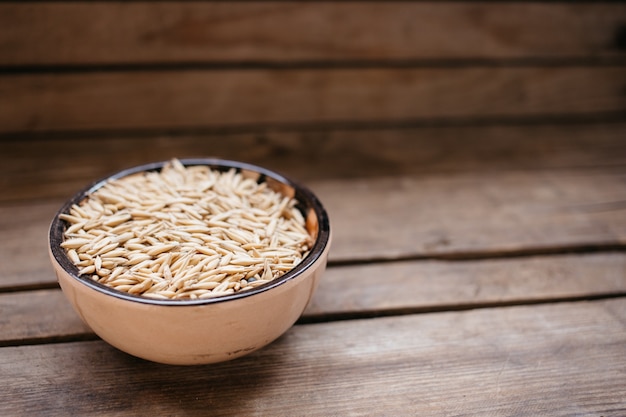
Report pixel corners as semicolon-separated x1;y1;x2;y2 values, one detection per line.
0;289;91;345
2;167;625;288
1;66;624;133
1;3;625;66
2;253;625;346
321;168;626;261
306;253;626;317
1;300;625;416
2;125;626;203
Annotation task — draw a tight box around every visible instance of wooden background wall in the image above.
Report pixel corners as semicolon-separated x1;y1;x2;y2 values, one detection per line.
1;1;625;201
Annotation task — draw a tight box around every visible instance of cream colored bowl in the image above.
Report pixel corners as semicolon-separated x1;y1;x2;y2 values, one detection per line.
48;159;331;365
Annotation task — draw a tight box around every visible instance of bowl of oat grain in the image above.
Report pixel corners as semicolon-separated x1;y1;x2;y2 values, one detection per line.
48;158;331;365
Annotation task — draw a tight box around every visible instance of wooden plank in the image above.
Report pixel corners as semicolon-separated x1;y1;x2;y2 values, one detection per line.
0;290;91;345
1;124;626;203
320;168;626;262
306;253;626;317
2;253;625;345
0;200;59;289
2;167;625;288
1;300;624;416
1;66;624;133
1;3;624;66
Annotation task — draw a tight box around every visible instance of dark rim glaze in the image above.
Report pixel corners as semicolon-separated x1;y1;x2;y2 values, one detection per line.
49;158;331;306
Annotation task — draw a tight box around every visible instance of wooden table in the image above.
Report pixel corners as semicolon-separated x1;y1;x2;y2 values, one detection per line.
1;2;625;415
1;138;625;416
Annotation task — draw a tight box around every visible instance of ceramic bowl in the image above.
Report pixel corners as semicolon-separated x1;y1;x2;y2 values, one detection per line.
48;158;331;365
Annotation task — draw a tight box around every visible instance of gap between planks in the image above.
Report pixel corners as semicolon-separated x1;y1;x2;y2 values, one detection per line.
327;243;626;267
2;57;626;74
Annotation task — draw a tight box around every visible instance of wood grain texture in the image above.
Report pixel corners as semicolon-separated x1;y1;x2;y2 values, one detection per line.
2;2;625;414
2;167;625;288
0;290;91;345
2;124;626;203
1;2;624;66
0;200;58;289
1;300;624;416
2;253;625;345
1;66;624;133
307;253;626;317
319;168;626;262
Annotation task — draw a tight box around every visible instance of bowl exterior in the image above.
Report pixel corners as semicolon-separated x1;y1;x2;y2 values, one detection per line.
50;241;330;365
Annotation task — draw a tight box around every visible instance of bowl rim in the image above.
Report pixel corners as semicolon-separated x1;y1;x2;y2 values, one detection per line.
49;158;331;306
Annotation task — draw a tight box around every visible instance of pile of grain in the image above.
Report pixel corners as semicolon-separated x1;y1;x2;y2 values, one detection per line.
60;159;312;300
